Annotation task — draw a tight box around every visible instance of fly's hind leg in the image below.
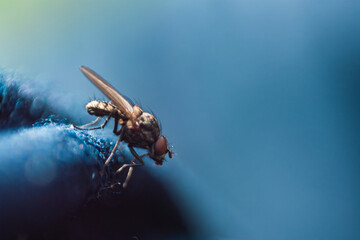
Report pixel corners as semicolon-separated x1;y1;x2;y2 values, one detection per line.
72;116;103;129
72;113;112;131
72;101;114;130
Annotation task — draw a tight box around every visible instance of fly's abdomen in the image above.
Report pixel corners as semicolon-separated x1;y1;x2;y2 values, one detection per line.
85;100;127;120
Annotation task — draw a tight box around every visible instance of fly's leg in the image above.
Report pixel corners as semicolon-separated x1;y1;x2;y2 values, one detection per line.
115;146;147;188
104;154;145;190
111;116;127;153
72;101;113;130
115;159;144;188
123;160;143;188
72;113;113;131
113;116;126;136
72;116;103;129
113;116;121;135
99;118;125;176
100;134;122;176
112;117;126;154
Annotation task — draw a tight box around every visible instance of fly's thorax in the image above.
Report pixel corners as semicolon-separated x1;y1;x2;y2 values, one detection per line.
137;112;160;134
86;100;118;117
133;105;143;118
126;105;143;129
123;112;161;148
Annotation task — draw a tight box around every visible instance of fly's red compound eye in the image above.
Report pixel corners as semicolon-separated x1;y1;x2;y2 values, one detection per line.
154;136;168;156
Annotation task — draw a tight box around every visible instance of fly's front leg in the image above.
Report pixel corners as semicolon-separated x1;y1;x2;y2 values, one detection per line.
115;146;146;187
106;153;147;189
123;155;146;188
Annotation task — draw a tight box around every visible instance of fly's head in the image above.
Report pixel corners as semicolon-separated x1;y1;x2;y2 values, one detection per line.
149;136;173;166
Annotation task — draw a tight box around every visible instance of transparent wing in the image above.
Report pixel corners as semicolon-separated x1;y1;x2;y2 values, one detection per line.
80;66;134;118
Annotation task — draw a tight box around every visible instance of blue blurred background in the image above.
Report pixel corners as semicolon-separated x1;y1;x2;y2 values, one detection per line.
0;0;359;239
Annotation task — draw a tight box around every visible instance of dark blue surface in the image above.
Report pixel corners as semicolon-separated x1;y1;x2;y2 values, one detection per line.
0;74;190;239
0;124;103;231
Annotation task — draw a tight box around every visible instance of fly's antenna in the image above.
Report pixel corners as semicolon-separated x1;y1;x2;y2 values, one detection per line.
168;141;175;158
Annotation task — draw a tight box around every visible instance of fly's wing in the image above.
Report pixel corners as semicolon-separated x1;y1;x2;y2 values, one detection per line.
80;66;134;118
